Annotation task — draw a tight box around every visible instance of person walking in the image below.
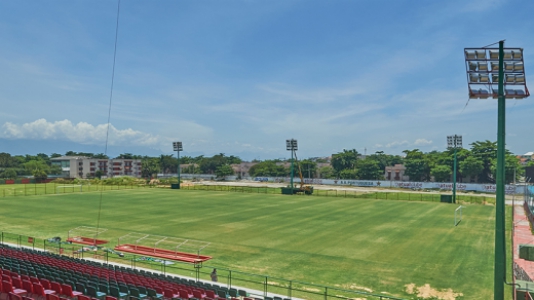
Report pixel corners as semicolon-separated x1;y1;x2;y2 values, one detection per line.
210;268;218;282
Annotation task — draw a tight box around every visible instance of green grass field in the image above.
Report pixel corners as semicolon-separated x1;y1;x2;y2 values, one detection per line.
0;186;509;299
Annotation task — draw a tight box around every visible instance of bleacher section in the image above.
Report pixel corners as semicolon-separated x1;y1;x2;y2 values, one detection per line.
0;245;274;300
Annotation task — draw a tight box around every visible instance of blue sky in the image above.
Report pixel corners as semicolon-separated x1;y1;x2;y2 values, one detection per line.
0;0;533;160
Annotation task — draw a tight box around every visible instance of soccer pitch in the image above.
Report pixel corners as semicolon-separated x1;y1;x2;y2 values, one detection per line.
0;187;506;299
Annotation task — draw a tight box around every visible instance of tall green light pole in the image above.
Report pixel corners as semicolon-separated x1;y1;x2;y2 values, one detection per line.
286;139;298;189
494;41;506;300
464;42;529;300
173;141;183;189
447;135;462;204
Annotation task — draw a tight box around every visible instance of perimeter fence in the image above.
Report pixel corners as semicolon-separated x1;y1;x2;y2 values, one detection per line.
0;183;144;198
180;184;496;205
0;231;406;300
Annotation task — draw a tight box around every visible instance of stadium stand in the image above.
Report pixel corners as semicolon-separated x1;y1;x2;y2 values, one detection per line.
0;245;267;300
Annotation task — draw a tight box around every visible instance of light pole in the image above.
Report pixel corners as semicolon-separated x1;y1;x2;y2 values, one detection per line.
447;135;463;204
464;42;529;300
173;141;183;189
286;139;298;189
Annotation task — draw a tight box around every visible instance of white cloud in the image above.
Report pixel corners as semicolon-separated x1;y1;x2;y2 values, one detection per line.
385;140;409;148
414;138;433;146
0;119;164;147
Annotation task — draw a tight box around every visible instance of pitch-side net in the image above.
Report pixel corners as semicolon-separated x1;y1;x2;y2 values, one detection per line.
454;205;463;226
57;184;83;193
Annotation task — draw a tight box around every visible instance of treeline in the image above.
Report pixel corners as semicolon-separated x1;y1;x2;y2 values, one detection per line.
246;140;528;184
329;140;527;184
0;153;63;180
1;140;529;183
141;153;242;179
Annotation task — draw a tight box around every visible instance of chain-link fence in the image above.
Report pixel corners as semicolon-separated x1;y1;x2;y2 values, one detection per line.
0;183;143;198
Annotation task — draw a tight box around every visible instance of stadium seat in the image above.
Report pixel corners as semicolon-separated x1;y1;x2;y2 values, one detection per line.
147;288;163;300
8;292;22;300
50;282;63;295
86;286;106;300
3;280;27;297
61;283;83;299
33;283;56;300
109;286;127;300
21;281;34;298
128;288;146;300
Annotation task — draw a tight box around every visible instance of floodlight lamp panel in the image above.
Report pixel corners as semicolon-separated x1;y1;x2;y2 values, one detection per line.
469;62;478;71
286;140;292;150
475;50;486;60
465;50;476;60
504;51;513;60
469;74;479;83
489;50;499;60
504;62;515;71
479;74;490;83
478;62;488;71
514;62;524;71
512;50;523;60
173;141;183;151
491;62;499;71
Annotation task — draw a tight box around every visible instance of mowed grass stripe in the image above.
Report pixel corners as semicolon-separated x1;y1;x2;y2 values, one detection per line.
0;188;499;299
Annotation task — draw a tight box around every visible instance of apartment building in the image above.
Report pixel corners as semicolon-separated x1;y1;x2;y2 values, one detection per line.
51;156;143;179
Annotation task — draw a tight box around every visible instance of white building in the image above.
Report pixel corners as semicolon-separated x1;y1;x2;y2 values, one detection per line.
51;156;143;179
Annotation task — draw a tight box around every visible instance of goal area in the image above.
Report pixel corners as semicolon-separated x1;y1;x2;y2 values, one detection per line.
454;206;463;226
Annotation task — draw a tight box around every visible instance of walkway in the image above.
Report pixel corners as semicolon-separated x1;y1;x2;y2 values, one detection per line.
514;205;534;281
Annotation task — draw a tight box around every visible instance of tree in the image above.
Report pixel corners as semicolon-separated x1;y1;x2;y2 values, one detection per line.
24;160;50;181
331;149;359;177
470;140;498;183
249;161;288;177
338;169;358;179
299;159;317;178
1;168;17;179
431;165;452;182
368;151;403;172
117;153;134;159
318;166;335;179
357;159;383;180
159;155;177;174
0;152;16;167
50;164;62;175
460;156;484;182
141;158;160;179
95;170;104;179
215;165;234;179
490;155;521;184
403;149;430;181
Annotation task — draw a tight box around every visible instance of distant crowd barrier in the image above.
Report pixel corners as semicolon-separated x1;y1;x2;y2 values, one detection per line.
163;173;525;195
180;184;496;205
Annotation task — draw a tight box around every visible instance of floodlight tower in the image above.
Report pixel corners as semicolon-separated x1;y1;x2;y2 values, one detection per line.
447;135;462;204
173;141;183;189
286;139;298;189
464;41;529;300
